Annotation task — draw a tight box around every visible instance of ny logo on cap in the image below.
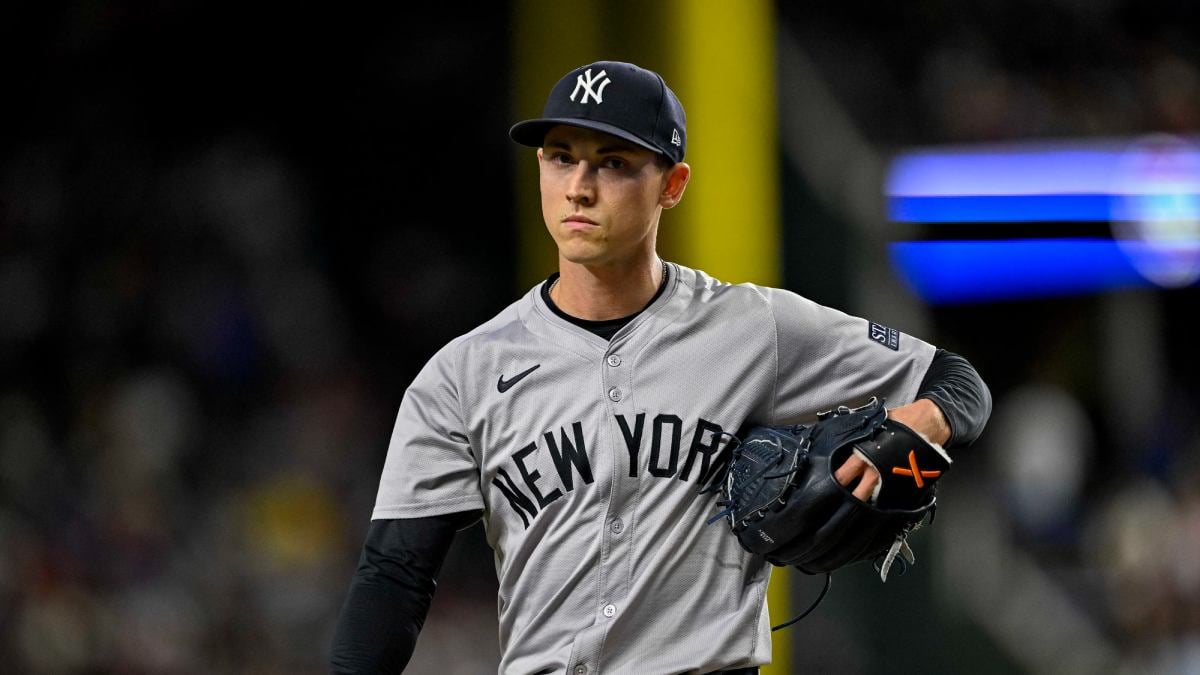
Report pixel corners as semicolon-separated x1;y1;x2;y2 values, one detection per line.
570;68;611;104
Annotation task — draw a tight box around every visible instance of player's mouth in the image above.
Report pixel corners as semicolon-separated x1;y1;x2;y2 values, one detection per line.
563;215;600;230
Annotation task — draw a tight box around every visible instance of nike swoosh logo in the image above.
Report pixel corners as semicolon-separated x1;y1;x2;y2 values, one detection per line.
497;364;540;393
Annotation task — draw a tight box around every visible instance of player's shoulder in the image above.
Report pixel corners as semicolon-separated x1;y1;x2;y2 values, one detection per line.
441;295;526;348
677;263;813;310
673;264;847;342
425;284;541;365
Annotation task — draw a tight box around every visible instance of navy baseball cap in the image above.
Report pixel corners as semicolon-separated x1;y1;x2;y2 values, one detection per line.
510;61;687;164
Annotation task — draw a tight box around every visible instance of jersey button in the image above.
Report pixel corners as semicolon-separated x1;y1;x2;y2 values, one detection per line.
574;665;587;675
602;604;617;618
606;354;621;367
607;387;622;402
610;518;623;534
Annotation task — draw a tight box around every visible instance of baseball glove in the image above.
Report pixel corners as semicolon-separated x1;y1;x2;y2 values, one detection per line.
704;397;950;583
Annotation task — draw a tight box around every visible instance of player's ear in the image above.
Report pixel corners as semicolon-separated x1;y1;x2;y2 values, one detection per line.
660;162;690;209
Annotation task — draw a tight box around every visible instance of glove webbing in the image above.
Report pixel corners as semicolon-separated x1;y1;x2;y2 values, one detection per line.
699;428;805;526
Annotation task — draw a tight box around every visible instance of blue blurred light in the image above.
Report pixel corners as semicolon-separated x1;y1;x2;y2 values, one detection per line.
887;140;1200;223
888;239;1157;304
887;148;1122;197
889;194;1113;223
885;137;1200;300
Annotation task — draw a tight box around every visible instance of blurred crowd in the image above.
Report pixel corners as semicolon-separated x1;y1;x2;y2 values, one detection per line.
1;3;510;672
782;0;1200;146
2;1;1199;673
0;134;414;672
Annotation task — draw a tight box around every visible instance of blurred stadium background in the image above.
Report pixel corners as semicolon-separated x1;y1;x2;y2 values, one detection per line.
2;1;1199;673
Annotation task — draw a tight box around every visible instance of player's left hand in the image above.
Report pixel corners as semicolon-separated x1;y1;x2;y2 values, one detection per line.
833;452;879;502
887;399;951;446
833;400;949;503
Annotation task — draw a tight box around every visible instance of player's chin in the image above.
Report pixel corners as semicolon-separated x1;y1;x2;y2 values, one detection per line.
559;249;606;266
555;239;609;264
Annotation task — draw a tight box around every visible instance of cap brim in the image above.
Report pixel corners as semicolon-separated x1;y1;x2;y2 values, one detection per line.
509;118;665;157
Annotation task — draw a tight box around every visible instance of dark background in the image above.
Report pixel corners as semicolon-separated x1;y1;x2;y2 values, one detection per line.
1;3;515;672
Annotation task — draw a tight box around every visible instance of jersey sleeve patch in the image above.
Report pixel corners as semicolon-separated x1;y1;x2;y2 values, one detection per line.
868;321;900;351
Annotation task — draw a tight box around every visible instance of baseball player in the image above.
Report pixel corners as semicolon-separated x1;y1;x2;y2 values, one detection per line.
331;61;991;674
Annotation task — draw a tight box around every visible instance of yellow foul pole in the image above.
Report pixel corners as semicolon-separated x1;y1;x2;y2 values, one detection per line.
662;2;789;672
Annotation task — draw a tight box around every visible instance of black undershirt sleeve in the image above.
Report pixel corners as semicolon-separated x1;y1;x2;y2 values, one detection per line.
330;510;482;674
915;348;992;449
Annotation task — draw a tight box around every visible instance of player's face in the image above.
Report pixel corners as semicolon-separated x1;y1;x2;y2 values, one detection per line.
538;125;688;267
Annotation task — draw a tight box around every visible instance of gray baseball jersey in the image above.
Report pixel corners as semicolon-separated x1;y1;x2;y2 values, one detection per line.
372;262;936;674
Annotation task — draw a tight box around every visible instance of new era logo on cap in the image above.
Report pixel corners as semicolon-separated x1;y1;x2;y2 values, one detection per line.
509;60;687;165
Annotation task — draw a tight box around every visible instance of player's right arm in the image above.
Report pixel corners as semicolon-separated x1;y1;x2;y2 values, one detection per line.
332;339;485;672
330;511;480;674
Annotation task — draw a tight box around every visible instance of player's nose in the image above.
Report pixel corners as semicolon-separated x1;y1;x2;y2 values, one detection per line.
565;161;596;205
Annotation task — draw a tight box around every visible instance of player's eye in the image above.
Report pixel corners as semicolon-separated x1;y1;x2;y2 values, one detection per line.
602;157;627;170
548;152;574;165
